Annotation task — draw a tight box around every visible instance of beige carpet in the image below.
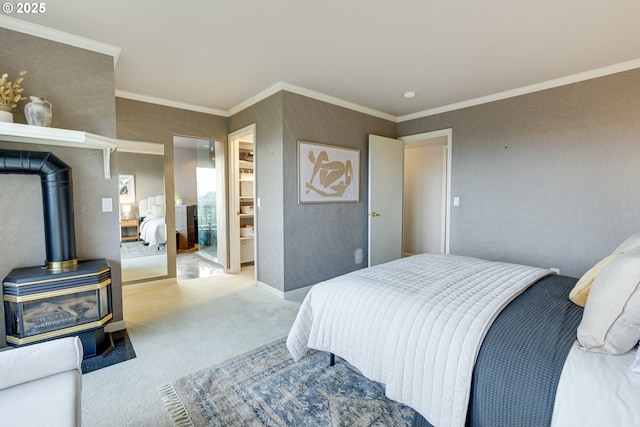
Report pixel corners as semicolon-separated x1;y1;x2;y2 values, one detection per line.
82;268;302;427
121;255;168;281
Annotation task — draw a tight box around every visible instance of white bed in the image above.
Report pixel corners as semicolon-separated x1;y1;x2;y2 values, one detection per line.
138;195;166;247
287;248;640;427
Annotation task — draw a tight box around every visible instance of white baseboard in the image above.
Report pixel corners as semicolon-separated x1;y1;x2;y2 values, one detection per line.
256;281;284;298
256;281;313;302
284;285;313;302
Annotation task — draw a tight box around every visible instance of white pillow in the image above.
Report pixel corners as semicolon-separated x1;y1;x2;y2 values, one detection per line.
577;247;640;355
614;232;640;253
151;204;165;218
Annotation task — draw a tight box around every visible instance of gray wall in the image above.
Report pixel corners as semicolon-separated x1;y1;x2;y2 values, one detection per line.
282;92;395;292
0;28;116;137
0;28;120;347
115;97;228;280
397;69;640;278
229;93;285;291
230;91;395;293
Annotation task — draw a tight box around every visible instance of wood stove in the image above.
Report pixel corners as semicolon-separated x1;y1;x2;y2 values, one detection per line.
1;148;113;358
3;259;113;357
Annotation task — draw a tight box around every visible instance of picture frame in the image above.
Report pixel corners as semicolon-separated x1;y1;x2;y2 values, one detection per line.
298;140;360;204
118;174;136;204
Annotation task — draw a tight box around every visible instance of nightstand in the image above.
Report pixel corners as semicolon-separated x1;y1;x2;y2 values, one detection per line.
120;218;139;242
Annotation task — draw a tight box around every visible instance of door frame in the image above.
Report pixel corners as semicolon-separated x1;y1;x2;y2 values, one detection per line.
228;124;257;276
399;128;452;254
118;140;169;283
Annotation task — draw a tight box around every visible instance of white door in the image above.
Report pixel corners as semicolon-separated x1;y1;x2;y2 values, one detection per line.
368;134;404;266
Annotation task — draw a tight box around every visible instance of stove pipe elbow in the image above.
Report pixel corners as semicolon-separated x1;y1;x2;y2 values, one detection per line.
0;149;77;269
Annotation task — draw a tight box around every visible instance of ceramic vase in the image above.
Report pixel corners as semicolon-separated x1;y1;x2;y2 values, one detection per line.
0;105;13;123
24;96;52;127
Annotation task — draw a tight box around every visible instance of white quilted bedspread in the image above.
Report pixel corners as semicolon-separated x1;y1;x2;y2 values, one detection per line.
287;253;551;427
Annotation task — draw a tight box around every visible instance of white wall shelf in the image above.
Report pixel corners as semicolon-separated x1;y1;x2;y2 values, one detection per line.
0;122;118;179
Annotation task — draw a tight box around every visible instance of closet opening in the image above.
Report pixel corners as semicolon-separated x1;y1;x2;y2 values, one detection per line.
228;124;256;276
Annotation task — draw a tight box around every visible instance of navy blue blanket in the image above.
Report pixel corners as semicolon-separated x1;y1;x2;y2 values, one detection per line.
413;274;583;427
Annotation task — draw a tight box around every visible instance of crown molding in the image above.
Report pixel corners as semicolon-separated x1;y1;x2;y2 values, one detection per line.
115;90;229;117
279;82;397;122
120;54;640;122
227;82;397;122
226;83;283;117
0;15;121;67
397;58;640;123
5;15;638;124
229;58;640;123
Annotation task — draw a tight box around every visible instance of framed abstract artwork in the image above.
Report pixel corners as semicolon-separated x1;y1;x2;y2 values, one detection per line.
118;174;136;204
298;140;360;204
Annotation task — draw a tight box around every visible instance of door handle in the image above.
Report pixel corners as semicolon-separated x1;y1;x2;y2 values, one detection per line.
370;212;380;217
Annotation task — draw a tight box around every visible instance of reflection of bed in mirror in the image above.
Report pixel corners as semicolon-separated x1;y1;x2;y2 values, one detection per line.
138;195;166;248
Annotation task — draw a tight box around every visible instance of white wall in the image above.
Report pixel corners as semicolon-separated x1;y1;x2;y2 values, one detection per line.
403;142;446;255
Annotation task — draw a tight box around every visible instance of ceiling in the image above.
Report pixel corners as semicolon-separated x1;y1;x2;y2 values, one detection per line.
8;0;640;120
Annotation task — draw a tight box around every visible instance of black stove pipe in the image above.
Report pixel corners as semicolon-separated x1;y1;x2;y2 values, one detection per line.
0;149;77;269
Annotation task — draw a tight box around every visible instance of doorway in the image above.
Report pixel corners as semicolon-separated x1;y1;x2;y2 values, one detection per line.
173;136;227;278
400;129;452;255
228;124;256;275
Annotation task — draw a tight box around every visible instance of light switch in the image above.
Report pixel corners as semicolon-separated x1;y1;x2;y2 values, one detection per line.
354;248;364;264
102;198;113;212
453;197;460;207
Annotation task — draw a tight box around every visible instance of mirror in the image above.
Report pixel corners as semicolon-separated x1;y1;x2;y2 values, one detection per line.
173;136;227;269
117;140;168;282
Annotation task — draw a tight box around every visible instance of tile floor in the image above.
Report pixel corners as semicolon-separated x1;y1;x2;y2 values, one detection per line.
176;249;224;280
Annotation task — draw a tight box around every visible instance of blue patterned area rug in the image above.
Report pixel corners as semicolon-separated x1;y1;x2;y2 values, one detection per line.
159;339;416;426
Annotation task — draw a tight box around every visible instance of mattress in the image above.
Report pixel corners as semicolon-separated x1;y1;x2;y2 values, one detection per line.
288;253;640;427
287;253;551;427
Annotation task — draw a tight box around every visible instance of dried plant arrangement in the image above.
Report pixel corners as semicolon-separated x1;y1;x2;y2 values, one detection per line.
0;70;27;110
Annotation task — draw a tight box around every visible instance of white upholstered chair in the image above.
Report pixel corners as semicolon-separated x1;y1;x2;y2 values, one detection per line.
0;336;83;427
